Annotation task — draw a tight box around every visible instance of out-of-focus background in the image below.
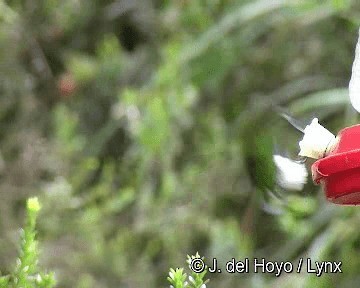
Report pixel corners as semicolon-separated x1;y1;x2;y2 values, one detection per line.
1;0;360;287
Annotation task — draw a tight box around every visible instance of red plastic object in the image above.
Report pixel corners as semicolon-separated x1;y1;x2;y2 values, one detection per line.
312;124;360;205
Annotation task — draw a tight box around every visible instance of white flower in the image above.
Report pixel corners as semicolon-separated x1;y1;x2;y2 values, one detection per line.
273;155;308;191
298;118;336;159
349;28;360;112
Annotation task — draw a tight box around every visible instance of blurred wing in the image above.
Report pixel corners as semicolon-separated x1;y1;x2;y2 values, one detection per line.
244;132;276;192
349;28;360;113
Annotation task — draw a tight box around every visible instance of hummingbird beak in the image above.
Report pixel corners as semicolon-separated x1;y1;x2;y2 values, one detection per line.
273;105;306;133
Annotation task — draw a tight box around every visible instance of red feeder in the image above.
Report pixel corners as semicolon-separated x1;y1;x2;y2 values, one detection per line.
312;124;360;205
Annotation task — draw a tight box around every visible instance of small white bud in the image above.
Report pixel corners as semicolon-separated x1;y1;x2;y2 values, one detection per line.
298;118;336;159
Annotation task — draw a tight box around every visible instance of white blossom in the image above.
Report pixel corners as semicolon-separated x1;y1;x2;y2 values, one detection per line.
298;118;336;159
349;28;360;112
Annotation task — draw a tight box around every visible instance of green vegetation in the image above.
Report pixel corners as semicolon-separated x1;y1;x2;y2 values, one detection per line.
0;198;55;288
167;253;209;288
1;0;360;287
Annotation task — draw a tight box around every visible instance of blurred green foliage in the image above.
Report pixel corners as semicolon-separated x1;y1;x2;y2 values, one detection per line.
0;198;55;288
1;0;360;287
167;253;209;288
